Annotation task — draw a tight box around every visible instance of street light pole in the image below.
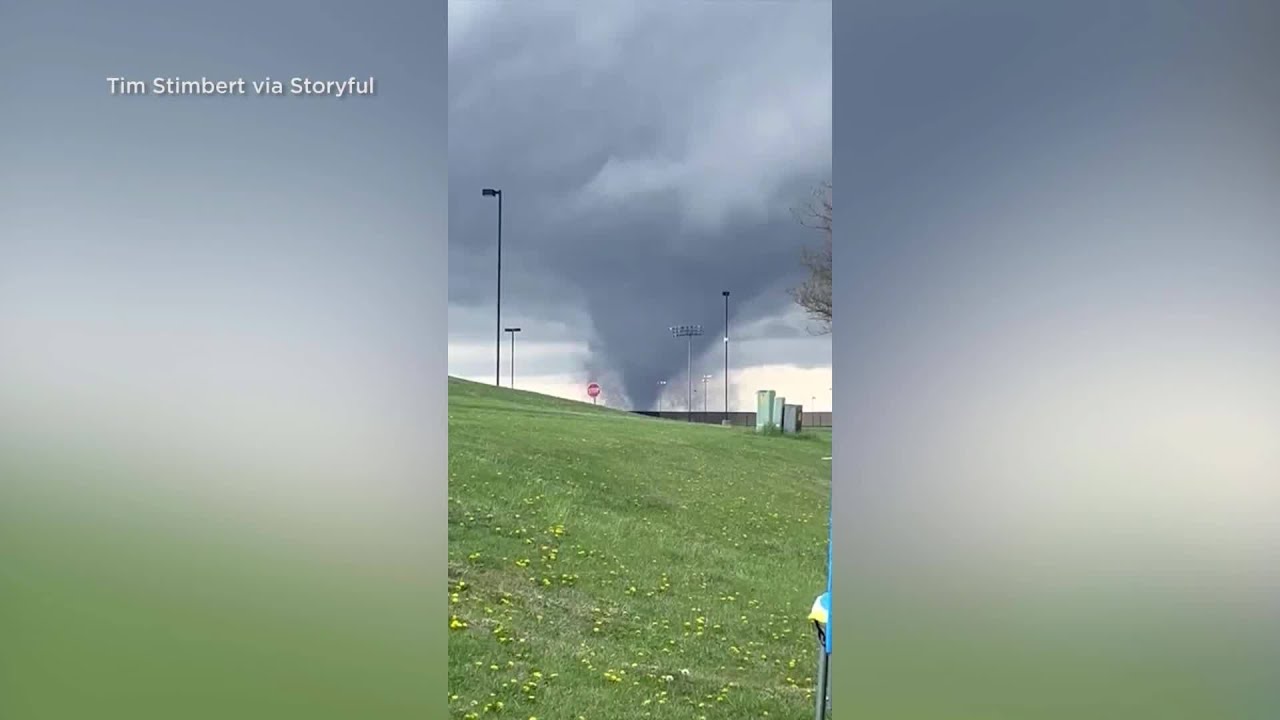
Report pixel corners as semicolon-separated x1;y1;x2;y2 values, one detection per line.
670;325;703;422
483;188;503;386
722;291;730;422
505;327;521;388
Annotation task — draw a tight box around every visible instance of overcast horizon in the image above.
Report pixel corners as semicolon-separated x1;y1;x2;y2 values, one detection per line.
447;1;832;411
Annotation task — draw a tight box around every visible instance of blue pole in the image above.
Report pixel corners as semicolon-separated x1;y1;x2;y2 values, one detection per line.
825;506;832;654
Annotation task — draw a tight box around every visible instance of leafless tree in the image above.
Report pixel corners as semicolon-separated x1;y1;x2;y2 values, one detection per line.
789;181;831;334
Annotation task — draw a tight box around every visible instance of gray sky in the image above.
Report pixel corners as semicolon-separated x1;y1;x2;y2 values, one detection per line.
447;1;832;410
1;0;446;492
834;0;1280;605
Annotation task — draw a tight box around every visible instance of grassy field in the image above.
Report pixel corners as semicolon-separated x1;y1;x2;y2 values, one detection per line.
1;428;434;718
447;378;832;719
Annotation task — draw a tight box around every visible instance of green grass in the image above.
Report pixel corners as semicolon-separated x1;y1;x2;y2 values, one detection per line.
447;377;831;719
0;435;434;718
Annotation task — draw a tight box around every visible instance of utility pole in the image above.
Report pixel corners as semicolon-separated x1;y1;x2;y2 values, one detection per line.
482;188;503;386
505;327;521;388
670;325;703;422
722;291;730;422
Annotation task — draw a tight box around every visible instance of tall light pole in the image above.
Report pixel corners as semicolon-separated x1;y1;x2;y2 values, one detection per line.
505;327;521;388
482;187;503;386
657;380;667;413
702;374;713;413
670;325;702;422
722;291;730;422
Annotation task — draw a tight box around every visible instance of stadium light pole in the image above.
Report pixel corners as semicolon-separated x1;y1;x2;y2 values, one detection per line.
670;324;703;422
657;380;667;413
722;291;730;422
482;187;503;386
702;374;713;413
504;327;521;388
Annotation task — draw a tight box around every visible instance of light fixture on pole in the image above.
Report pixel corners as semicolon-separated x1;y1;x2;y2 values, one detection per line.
482;187;503;387
669;324;703;422
722;291;730;422
504;327;521;388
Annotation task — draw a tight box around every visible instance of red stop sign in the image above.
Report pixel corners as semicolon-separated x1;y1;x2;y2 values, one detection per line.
587;383;601;398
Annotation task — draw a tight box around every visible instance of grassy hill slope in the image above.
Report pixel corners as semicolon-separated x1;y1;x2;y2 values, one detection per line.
448;377;832;719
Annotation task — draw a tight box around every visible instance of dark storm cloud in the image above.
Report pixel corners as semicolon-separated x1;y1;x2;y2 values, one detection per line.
448;1;831;408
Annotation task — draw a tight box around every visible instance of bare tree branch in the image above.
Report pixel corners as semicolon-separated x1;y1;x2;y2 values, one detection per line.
789;181;831;334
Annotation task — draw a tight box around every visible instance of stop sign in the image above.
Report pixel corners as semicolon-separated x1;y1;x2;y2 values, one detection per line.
587;383;601;398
